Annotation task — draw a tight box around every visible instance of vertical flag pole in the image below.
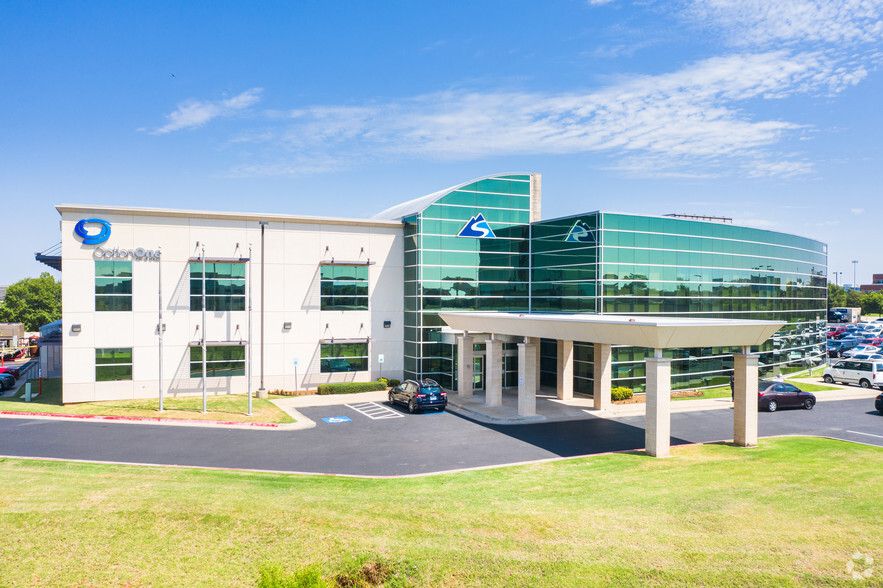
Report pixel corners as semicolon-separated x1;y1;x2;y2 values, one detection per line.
202;244;207;413
158;247;164;412
247;244;253;416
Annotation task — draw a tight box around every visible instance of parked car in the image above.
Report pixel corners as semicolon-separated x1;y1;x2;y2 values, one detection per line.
822;360;883;389
0;372;15;391
860;338;883;347
849;353;883;362
837;337;861;351
876;391;883;414
757;380;816;412
0;366;24;379
828;325;848;339
842;345;881;358
828;310;847;323
826;341;843;358
388;378;447;413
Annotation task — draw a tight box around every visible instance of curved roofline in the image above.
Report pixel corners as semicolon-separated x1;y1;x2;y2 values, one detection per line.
538;209;825;247
372;172;533;221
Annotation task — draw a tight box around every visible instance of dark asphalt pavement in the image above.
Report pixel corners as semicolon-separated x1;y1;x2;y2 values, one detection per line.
0;398;880;476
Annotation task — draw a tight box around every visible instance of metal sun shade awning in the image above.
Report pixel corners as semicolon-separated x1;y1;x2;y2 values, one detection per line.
188;257;250;263
188;340;247;347
35;242;62;271
318;259;376;265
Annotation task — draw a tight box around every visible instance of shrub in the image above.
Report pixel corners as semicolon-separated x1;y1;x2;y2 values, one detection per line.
387;379;401;387
316;381;388;395
376;378;388;387
611;386;633;401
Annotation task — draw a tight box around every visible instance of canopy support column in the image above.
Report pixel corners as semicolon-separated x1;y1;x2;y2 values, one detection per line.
486;337;503;406
457;335;474;397
557;340;573;400
593;342;612;411
733;349;759;447
645;349;671;458
517;340;537;416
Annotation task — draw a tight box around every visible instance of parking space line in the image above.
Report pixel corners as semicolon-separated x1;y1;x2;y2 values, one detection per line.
345;402;404;420
847;430;883;440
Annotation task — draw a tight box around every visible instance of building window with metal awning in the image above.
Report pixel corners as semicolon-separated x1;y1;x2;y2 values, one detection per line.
189;342;246;378
189;260;246;311
319;338;369;372
319;261;370;311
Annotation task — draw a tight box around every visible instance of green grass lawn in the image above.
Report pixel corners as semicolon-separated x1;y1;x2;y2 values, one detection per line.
0;437;880;586
0;378;294;424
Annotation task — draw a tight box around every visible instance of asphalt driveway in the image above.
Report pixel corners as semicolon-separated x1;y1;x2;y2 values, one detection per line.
0;397;879;476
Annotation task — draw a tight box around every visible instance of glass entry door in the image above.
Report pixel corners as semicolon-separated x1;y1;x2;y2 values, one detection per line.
473;356;484;391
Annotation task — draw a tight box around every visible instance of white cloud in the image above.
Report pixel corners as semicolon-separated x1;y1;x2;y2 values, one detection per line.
684;0;883;48
150;88;263;135
851;207;865;214
236;49;861;177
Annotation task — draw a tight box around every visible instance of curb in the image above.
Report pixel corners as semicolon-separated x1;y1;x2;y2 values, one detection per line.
0;410;282;428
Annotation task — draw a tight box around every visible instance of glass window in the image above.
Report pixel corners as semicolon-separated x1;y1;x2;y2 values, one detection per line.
95;347;132;381
320;342;368;373
190;262;246;311
95;261;132;312
189;345;245;378
320;265;369;310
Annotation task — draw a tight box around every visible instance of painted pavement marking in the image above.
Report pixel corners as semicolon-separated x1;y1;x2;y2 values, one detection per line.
345;402;404;420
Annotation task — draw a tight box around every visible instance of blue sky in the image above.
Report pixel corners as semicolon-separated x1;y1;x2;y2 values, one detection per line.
2;0;882;287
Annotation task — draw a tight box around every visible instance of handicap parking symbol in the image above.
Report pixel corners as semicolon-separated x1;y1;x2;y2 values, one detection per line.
322;416;352;424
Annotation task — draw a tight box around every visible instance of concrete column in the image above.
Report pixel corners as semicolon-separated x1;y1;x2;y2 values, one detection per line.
733;351;759;447
556;340;574;400
645;351;672;458
593;342;612;411
486;337;503;406
525;337;541;389
517;342;537;416
457;335;474;397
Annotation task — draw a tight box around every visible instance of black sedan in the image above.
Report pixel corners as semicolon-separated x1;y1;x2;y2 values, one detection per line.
758;380;816;412
389;379;447;413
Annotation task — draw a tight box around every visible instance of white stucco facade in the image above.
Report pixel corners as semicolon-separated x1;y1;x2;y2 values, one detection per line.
59;205;405;403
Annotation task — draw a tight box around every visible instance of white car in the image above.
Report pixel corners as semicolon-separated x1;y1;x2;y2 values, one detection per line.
848;353;883;362
842;345;880;358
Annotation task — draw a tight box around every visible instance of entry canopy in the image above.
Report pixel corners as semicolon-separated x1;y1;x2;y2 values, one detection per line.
438;312;785;349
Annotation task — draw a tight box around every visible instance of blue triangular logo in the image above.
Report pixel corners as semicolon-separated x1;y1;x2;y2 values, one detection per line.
564;220;595;243
457;213;496;238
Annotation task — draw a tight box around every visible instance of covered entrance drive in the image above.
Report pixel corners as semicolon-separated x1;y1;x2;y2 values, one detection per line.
438;312;783;458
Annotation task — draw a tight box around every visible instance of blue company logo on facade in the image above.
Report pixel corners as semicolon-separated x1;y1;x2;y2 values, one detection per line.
564;220;596;243
457;213;496;238
74;218;112;245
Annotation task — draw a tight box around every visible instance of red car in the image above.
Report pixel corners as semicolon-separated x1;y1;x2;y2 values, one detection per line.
828;326;848;339
0;366;24;379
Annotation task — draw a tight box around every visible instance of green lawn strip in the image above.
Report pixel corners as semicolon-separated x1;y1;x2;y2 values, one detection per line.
0;378;293;423
673;385;732;401
0;437;879;586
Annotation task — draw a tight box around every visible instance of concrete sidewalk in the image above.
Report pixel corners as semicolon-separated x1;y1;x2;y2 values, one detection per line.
446;379;880;424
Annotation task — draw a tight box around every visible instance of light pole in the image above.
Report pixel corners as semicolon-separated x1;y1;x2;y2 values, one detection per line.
258;221;268;399
852;260;858;289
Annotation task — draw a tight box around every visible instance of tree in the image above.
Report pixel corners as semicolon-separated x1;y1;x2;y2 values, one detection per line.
827;283;846;309
0;273;62;331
